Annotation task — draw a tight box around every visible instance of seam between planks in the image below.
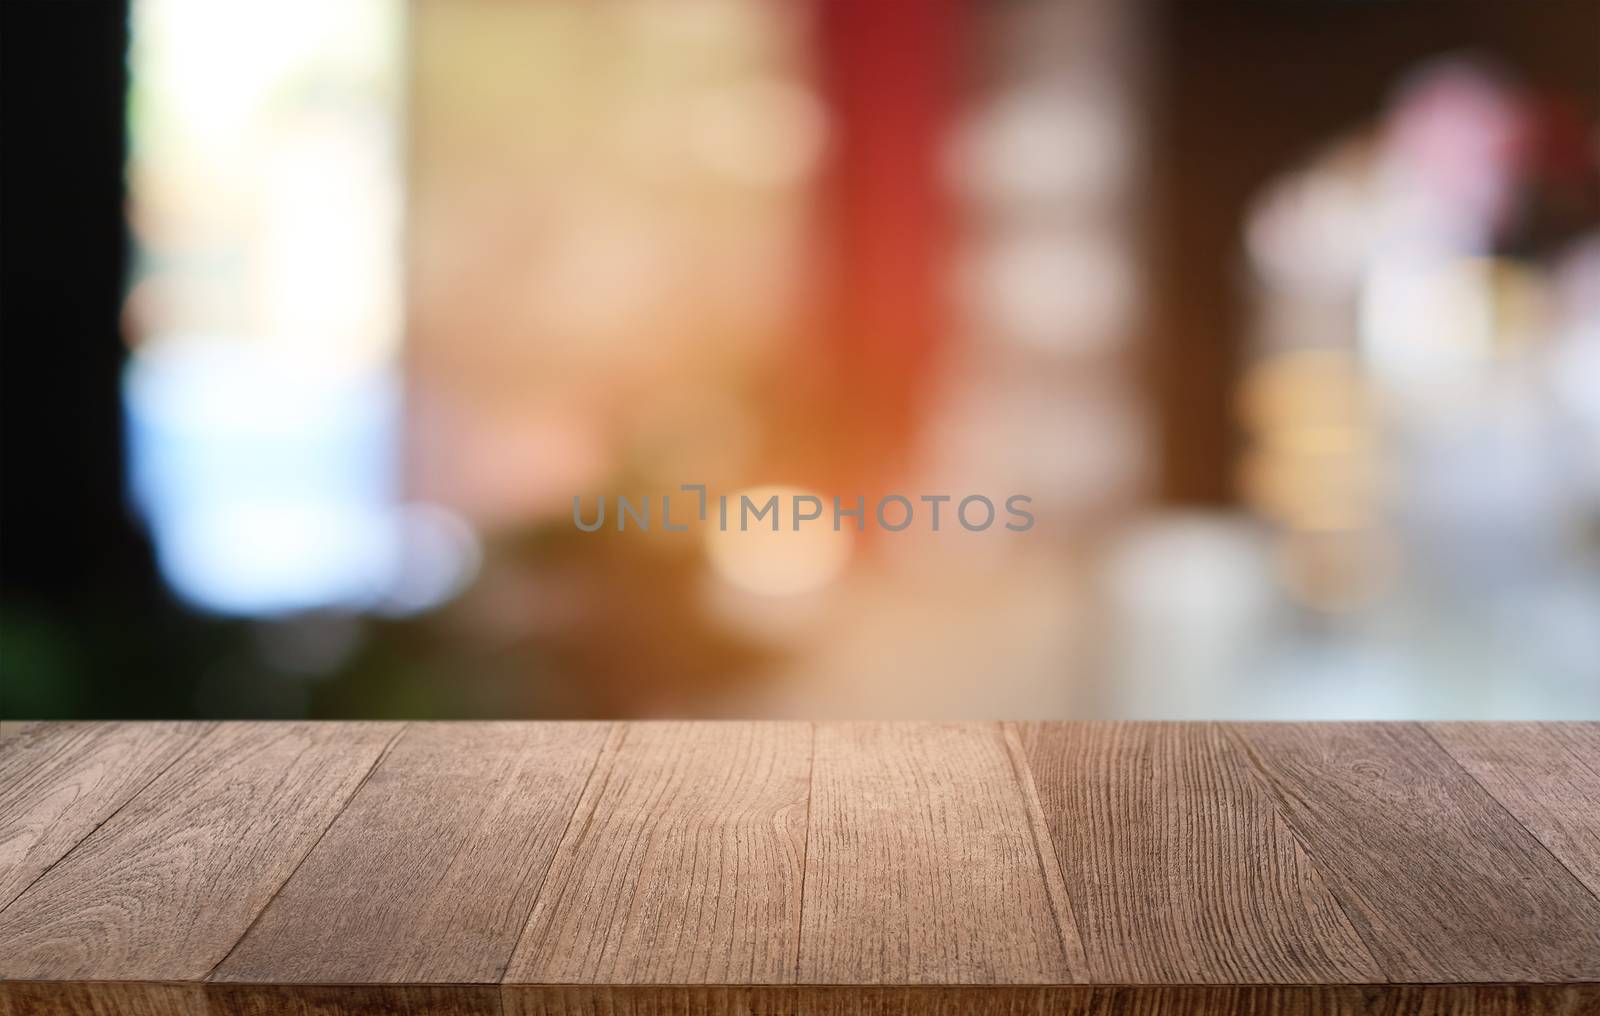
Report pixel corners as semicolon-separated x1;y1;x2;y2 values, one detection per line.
1421;724;1600;912
1548;724;1600;784
203;721;411;982
497;722;624;984
0;721;221;919
1000;722;1091;980
1217;723;1389;983
792;720;817;984
587;727;663;980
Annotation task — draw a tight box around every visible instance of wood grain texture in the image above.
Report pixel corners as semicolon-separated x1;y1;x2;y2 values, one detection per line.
0;722;210;911
1012;722;1381;983
1228;722;1600;983
0;983;499;1016
0;721;45;742
1428;722;1600;902
797;722;1082;985
0;722;401;981
504;722;811;985
5;984;1597;1016
3;720;1600;1015
500;985;1600;1016
207;983;502;1016
0;981;208;1016
214;722;611;985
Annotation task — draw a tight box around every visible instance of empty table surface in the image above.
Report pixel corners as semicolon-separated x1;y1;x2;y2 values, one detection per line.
1;721;1597;1015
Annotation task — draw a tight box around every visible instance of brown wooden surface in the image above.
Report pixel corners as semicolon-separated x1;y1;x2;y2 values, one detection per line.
2;721;1599;1016
215;722;611;985
0;722;399;981
1427;722;1600;902
505;722;810;985
0;722;210;911
1227;722;1600;983
501;984;1600;1016
1014;722;1380;984
798;722;1083;985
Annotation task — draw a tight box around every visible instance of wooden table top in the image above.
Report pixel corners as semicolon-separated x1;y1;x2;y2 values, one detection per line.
1;721;1597;1015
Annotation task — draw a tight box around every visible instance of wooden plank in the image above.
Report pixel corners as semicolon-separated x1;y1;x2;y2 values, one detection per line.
214;722;611;985
1427;722;1600;901
796;722;1082;985
499;984;1600;1016
1229;722;1600;982
0;982;208;1016
503;722;811;985
7;983;1597;1016
1012;722;1380;983
0;982;500;1016
0;720;44;742
3;719;1599;1012
0;721;210;911
207;983;502;1016
0;722;401;981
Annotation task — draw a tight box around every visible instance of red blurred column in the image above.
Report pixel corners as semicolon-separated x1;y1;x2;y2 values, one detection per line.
811;0;959;488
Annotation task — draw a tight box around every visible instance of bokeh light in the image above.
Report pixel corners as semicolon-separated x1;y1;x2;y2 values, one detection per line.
703;486;854;598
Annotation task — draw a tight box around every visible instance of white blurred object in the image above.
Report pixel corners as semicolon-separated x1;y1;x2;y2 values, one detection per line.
1101;514;1276;717
123;0;437;616
1360;254;1495;390
1247;157;1376;298
125;345;481;616
125;344;399;614
377;504;483;617
950;83;1129;208
959;230;1135;355
1547;238;1600;435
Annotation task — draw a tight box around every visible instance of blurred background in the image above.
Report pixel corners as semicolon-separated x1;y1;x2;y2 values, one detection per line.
3;0;1598;720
